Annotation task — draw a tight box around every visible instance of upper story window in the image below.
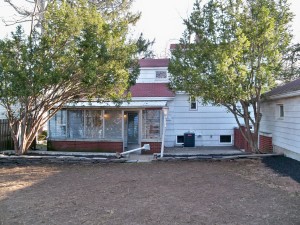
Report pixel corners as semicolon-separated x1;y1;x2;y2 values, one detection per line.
155;71;167;79
190;96;197;110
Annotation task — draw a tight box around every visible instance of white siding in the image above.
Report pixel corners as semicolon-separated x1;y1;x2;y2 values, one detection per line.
260;97;300;160
165;94;238;147
136;67;169;83
134;64;246;148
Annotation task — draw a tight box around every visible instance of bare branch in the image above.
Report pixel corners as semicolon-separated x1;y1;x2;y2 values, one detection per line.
4;0;32;16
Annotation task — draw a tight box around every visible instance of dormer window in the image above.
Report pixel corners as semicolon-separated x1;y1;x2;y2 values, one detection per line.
155;71;167;79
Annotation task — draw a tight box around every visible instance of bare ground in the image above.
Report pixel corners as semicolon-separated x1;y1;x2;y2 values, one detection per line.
0;157;299;225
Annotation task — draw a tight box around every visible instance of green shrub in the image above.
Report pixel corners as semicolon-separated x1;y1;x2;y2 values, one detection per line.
38;130;48;141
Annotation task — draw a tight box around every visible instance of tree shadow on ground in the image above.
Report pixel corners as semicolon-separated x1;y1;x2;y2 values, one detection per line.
262;156;300;183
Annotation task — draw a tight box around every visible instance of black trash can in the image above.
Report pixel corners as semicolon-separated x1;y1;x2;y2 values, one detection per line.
184;133;195;147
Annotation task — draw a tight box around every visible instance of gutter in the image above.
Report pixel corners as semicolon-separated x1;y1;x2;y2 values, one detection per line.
264;90;300;101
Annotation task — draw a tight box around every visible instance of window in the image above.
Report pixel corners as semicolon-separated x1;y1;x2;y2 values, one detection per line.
220;135;231;143
142;110;161;139
85;110;103;139
176;135;184;144
49;109;122;140
190;96;197;110
279;104;284;118
104;110;122;139
68;110;84;138
155;71;167;79
49;110;67;138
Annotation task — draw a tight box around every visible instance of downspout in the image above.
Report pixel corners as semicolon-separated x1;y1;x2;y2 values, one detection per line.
160;107;169;158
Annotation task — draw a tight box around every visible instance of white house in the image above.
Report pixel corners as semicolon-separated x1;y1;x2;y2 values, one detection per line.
48;58;240;153
260;78;300;161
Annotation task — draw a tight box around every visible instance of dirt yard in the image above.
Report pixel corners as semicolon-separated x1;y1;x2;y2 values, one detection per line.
0;157;299;225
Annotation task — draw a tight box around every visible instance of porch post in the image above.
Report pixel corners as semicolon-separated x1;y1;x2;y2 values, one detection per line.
160;107;168;158
122;110;125;152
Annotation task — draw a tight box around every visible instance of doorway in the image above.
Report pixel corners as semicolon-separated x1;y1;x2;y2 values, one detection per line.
124;111;140;150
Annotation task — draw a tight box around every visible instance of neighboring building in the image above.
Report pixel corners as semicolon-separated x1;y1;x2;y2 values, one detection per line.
48;58;240;153
0;105;19;120
260;78;300;161
0;105;7;119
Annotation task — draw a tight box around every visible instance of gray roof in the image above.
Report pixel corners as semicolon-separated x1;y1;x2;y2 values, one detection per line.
264;78;300;97
64;101;168;108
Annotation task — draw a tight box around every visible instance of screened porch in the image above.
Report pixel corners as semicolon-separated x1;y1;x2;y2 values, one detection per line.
48;103;167;153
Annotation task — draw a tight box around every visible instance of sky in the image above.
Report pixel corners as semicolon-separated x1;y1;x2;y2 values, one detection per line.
0;0;299;57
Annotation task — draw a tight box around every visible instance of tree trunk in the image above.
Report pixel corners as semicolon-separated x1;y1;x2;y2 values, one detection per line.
226;102;261;154
10;117;39;155
13;132;37;155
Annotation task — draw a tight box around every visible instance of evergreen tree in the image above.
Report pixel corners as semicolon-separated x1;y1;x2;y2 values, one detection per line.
169;0;293;153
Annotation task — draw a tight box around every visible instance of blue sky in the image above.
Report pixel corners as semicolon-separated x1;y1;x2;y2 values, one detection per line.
1;0;299;56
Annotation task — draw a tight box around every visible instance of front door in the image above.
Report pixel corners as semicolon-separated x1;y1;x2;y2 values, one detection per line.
127;112;139;145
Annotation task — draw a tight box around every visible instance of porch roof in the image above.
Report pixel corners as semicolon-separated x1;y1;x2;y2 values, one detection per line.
64;101;168;109
130;83;175;97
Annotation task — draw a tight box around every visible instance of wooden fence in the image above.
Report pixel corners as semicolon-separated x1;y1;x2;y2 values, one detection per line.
0;119;14;150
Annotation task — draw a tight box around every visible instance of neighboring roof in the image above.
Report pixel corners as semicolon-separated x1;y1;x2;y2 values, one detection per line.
264;78;300;98
130;83;175;98
64;101;168;108
139;58;169;68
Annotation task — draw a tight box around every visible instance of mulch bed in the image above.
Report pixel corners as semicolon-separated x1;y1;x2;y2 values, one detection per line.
0;156;299;225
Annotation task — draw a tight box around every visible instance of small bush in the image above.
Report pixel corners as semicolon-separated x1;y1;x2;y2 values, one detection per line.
38;130;48;141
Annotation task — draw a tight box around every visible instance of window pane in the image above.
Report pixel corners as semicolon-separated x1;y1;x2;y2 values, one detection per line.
177;135;184;143
85;110;103;139
279;105;284;117
190;96;197;110
191;102;197;109
220;135;231;143
104;110;122;139
68;110;83;138
156;71;167;79
142;110;161;139
49;110;67;138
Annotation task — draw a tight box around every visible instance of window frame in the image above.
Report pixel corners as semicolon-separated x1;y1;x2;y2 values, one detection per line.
49;109;67;138
103;110;123;139
219;135;232;144
176;135;184;144
142;110;162;140
189;96;198;111
67;110;84;139
84;109;104;139
155;70;168;80
278;104;284;118
50;109;123;140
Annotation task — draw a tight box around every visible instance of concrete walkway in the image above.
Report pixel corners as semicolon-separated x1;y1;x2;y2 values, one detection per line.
127;153;154;162
164;146;245;155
